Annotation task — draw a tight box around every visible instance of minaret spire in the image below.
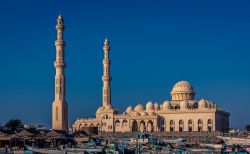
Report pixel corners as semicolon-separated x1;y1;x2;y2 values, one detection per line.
102;36;112;108
52;15;68;131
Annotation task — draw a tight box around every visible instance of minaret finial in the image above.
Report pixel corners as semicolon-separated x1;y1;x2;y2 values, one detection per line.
104;35;109;46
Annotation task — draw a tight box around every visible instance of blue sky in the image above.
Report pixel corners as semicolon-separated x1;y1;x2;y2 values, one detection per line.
0;0;249;129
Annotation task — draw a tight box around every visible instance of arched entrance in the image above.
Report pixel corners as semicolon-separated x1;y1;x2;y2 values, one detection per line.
139;121;146;132
207;119;212;132
179;120;184;132
170;120;175;132
188;119;193;132
132;120;138;132
159;118;165;132
147;120;154;132
198;119;203;132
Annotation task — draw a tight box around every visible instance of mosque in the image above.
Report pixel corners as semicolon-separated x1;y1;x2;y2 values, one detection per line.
51;15;230;133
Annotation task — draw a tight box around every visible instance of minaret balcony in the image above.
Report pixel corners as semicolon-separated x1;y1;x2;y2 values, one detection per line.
55;41;66;46
54;62;66;68
103;60;111;64
102;76;112;80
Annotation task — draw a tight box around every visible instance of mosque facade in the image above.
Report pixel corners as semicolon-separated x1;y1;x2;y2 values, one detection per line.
51;15;230;133
72;37;230;133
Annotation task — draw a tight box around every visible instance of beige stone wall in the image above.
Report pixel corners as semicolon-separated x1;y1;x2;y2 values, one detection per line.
52;100;68;130
160;111;215;132
114;118;130;132
70;36;230;134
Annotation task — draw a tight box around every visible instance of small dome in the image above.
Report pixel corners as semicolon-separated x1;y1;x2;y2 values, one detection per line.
198;99;207;109
96;106;104;114
126;106;133;113
134;104;144;112
180;100;188;109
146;102;154;111
160;104;163;110
154;103;159;110
163;101;171;110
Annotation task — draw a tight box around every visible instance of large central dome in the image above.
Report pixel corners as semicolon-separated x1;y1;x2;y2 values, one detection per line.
171;80;195;101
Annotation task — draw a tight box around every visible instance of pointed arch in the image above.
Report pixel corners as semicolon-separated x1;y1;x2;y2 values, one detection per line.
122;119;128;127
198;119;203;132
188;119;193;132
96;123;101;131
115;120;120;126
147;120;154;132
207;119;213;132
139;121;146;132
159;118;165;132
55;107;59;121
170;120;175;132
179;120;184;132
132;120;138;132
78;124;82;130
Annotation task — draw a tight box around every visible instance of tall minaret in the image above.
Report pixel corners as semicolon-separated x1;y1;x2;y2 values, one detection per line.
52;15;68;131
102;37;112;108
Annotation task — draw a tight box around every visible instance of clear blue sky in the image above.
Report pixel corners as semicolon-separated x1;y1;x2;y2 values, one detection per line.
0;0;249;129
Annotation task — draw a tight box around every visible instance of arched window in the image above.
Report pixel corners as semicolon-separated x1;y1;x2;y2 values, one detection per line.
78;124;82;129
208;119;212;124
90;123;94;127
147;120;154;132
170;120;175;132
96;123;101;131
207;119;212;132
115;120;120;126
198;119;203;132
103;114;109;119
139;121;146;132
179;120;184;132
122;120;128;127
55;107;58;121
188;119;193;132
59;78;62;95
159;119;165;132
